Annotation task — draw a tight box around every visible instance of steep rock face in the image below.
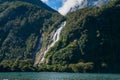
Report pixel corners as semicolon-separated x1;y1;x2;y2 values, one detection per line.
35;21;66;65
45;0;120;72
0;0;63;65
0;0;120;73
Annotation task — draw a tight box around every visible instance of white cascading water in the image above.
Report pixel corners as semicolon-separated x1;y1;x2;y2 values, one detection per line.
38;21;66;64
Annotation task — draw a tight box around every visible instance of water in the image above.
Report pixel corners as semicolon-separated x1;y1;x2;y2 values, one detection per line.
38;21;66;64
0;72;120;80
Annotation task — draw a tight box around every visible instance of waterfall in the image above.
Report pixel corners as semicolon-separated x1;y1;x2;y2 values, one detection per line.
38;21;66;64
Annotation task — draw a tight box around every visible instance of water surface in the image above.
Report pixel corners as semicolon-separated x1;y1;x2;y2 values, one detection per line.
0;72;120;80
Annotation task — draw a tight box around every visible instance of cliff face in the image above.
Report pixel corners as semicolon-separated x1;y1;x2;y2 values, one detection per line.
44;0;120;72
0;0;63;70
0;0;120;72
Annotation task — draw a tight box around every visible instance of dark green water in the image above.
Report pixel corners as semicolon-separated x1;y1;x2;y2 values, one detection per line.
0;72;120;80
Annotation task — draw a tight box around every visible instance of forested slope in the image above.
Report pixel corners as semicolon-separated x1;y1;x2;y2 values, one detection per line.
0;0;63;71
43;0;120;73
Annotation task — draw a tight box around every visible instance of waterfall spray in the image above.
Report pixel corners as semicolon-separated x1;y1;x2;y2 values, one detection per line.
38;21;66;64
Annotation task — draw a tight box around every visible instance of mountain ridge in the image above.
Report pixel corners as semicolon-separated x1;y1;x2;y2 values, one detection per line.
39;0;120;73
58;0;111;15
0;0;56;12
0;0;64;71
0;0;120;73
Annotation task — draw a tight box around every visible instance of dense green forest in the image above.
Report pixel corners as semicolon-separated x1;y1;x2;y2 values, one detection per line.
43;0;120;73
0;0;64;71
0;0;120;72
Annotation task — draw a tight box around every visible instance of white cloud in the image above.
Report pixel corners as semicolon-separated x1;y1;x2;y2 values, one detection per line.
41;0;48;3
58;0;88;16
94;0;109;7
58;0;110;16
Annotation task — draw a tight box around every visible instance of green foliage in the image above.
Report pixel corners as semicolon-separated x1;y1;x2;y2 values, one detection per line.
0;0;62;60
47;40;81;65
0;59;37;72
45;0;120;73
69;62;94;72
0;0;120;73
0;0;63;71
37;62;94;72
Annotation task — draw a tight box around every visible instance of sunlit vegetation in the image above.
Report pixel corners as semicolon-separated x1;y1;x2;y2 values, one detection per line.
0;0;63;72
0;0;120;72
45;0;120;73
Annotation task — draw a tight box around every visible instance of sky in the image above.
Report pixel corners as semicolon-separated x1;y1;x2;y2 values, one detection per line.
41;0;110;16
41;0;86;15
41;0;63;10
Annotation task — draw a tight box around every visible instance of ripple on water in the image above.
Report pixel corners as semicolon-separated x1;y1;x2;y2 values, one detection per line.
0;72;120;80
